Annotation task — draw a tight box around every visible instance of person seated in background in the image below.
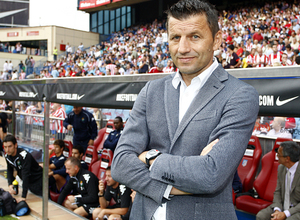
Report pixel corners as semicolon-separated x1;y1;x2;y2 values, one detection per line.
72;145;88;170
148;62;164;73
49;139;67;193
267;117;292;138
232;170;243;194
256;141;300;220
58;157;99;218
92;166;131;220
103;117;123;153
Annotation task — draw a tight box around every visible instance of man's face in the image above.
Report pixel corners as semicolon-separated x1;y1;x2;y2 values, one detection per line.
72;149;82;160
105;170;117;187
168;14;221;77
114;118;123;130
3;141;17;156
277;146;287;165
257;48;263;56
73;106;82;115
272;45;278;53
282;54;288;62
54;144;63;155
65;161;78;177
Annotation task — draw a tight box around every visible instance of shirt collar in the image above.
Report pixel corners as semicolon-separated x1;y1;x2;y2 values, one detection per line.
288;161;299;175
172;58;219;89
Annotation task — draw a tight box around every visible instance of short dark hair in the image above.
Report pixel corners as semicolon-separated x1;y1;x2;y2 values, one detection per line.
65;156;81;168
281;141;300;162
228;44;234;51
166;0;219;38
115;116;123;123
53;139;65;149
295;56;300;65
3;134;17;145
106;166;111;171
73;145;84;155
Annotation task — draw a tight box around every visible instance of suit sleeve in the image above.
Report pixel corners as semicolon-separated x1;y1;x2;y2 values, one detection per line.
271;165;284;210
112;82;168;205
148;84;259;194
57;179;73;205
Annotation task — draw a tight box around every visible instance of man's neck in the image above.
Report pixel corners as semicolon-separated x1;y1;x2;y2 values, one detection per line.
112;182;119;189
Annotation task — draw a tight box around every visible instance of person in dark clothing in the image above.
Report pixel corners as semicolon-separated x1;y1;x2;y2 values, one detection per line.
63;106;97;153
3;135;43;201
232;170;243;193
58;157;99;218
49;139;67;192
103;117;123;153
0;112;12;140
72;145;88;170
93;166;131;220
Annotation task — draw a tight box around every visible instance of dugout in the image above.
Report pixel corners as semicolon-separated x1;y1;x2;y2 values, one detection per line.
1;65;300;219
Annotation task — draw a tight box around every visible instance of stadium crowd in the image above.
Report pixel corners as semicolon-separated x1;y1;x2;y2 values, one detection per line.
1;1;300;80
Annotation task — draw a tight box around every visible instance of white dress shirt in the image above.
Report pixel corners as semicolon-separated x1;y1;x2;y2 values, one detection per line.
152;58;219;220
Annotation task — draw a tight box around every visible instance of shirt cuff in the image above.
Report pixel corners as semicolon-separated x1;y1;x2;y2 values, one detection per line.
163;185;173;200
284;210;291;218
274;207;281;212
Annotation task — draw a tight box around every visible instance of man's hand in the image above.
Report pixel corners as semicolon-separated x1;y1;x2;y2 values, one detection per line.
67;125;73;131
97;209;107;220
88;139;94;146
271;210;286;220
138;151;148;164
67;195;75;203
17;197;26;203
48;171;54;176
98;180;105;195
200;139;219;156
8;185;16;195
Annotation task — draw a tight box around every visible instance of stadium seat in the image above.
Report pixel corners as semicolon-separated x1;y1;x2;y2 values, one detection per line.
83;145;98;170
237;135;262;192
94;128;106;150
63;141;73;158
90;149;113;183
235;137;293;214
49;190;60;203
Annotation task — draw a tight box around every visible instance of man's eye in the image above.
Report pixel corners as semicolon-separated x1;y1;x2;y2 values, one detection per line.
193;35;200;39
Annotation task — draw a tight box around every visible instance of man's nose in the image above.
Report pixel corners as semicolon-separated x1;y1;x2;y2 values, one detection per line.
178;37;191;55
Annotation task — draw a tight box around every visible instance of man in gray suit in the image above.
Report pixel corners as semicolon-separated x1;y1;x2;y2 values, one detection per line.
256;141;300;220
111;0;259;219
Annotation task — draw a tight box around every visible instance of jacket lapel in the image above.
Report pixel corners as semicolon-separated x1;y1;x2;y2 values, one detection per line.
169;66;228;151
164;76;179;142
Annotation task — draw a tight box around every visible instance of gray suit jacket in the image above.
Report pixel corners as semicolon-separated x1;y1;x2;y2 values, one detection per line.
271;164;300;216
111;65;259;220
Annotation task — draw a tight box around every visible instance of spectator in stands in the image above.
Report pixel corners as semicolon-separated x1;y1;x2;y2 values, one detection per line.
63;106;97;153
256;141;300;220
246;48;256;68
25;56;32;76
148;62;164;73
8;60;13;74
49;139;67;193
4;134;43;201
78;43;84;51
163;60;175;73
281;53;292;66
3;60;8;73
267;117;292;138
254;47;269;68
223;44;241;69
57;157;99;218
51;103;67;140
268;44;283;67
111;1;258;219
253;28;264;43
103;116;123;153
138;56;149;73
296;56;300;65
19;69;26;80
72;145;88;170
18;60;24;73
53;46;58;61
24;102;36;142
105;60;116;75
92;166;131;220
51;67;59;78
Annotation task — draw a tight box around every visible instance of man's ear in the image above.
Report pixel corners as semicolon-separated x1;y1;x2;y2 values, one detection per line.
213;30;222;51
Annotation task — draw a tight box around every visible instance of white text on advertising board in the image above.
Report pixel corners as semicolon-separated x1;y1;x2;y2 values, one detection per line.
116;94;138;102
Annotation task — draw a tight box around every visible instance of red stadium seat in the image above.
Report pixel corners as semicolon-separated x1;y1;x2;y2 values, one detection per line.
236;137;293;214
63;140;73;158
90;149;113;183
238;136;262;192
96;119;115;152
94;128;106;150
83;145;98;170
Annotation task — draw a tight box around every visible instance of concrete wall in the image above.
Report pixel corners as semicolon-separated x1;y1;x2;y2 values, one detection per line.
0;26;100;62
0;52;45;72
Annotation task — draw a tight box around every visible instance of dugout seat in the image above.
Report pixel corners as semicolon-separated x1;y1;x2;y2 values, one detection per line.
90;149;113;183
94;128;106;150
237;135;262;192
83;145;98;170
63;140;73;158
236;137;293;214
